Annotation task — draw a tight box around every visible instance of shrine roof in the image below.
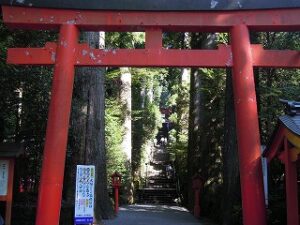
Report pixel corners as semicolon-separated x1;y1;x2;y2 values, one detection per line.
279;115;300;136
263;100;300;160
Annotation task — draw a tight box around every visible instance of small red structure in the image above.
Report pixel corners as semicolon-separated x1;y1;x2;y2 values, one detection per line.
264;100;300;225
0;143;23;225
192;174;204;218
111;172;122;214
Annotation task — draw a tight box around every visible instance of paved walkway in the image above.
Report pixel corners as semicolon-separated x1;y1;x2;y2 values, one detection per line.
103;204;215;225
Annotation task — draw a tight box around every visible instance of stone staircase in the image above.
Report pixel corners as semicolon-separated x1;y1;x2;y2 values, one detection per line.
137;144;178;204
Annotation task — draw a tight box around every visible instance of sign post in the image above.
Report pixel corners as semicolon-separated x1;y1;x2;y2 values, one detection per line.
0;160;9;196
0;159;15;225
0;143;23;225
261;146;268;207
74;165;95;224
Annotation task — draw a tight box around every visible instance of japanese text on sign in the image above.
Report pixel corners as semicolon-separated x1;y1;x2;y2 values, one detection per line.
74;165;95;224
0;160;9;196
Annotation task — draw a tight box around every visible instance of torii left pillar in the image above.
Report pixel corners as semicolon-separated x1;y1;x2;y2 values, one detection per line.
35;24;79;225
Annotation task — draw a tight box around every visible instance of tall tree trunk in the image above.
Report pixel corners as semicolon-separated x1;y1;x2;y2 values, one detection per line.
15;84;23;142
120;68;132;162
177;67;190;138
176;33;191;143
120;67;133;203
187;68;201;210
63;32;114;225
221;70;240;225
187;33;216;210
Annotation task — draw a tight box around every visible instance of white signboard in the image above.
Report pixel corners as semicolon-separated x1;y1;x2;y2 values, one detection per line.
261;145;268;207
0;160;9;196
74;165;95;224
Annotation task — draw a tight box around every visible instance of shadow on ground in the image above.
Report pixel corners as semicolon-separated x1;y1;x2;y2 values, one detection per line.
103;204;215;225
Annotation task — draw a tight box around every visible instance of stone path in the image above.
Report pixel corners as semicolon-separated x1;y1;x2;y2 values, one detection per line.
103;204;215;225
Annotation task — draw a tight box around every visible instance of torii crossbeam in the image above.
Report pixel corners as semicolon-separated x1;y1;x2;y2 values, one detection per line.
2;5;300;225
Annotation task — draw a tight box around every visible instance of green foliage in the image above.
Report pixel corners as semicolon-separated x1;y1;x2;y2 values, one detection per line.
106;32;145;49
256;32;300;139
131;69;164;175
105;99;127;178
0;19;56;224
0;19;55;178
105;31;163;188
143;103;161;136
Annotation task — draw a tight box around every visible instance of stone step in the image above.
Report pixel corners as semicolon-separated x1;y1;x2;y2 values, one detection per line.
148;183;176;188
136;188;178;204
152;153;171;163
148;177;174;184
148;177;175;187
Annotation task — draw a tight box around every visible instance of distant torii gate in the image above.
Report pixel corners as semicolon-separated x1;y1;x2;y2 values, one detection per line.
2;5;300;225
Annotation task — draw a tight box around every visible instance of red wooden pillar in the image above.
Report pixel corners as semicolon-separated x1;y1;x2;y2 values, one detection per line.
230;25;267;225
284;138;299;225
194;189;200;218
35;24;79;225
5;159;14;225
111;172;122;214
192;175;203;218
114;187;119;214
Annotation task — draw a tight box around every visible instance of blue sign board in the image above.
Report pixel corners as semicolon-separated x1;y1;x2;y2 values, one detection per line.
74;217;93;224
74;165;95;224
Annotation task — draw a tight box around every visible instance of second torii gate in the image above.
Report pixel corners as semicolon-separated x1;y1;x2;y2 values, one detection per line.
1;4;300;225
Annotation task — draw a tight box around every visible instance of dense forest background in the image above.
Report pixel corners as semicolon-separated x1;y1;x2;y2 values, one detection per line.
0;16;299;225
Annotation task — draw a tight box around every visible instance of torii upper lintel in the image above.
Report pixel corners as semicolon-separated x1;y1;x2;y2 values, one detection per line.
1;0;300;11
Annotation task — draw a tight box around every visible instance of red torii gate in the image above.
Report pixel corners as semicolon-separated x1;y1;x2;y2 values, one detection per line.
2;5;300;225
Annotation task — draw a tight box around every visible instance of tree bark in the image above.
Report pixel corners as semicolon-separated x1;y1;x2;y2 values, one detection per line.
119;67;133;203
120;68;132;162
63;32;114;225
221;70;241;225
187;68;201;210
187;33;216;210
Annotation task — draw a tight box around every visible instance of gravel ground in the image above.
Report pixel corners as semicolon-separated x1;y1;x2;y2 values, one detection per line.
103;204;215;225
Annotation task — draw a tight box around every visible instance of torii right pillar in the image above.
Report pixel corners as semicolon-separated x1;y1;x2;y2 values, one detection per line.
231;25;267;225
